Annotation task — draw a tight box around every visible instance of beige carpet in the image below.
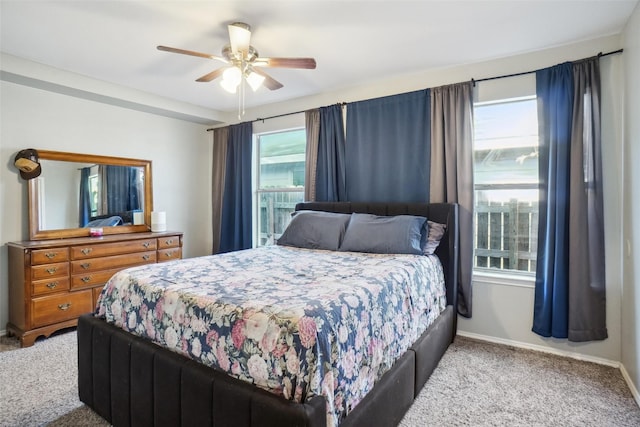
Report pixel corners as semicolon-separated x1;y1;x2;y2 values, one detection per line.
1;330;639;426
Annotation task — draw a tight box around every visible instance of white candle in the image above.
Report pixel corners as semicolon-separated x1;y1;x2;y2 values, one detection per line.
151;211;166;232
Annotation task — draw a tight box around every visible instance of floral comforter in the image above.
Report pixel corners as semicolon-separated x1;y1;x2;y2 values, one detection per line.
95;245;446;426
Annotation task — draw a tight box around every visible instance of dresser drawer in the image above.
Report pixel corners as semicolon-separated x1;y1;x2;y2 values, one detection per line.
158;247;182;262
31;290;93;328
32;277;70;296
157;235;180;249
31;262;69;280
71;239;157;259
71;251;157;273
31;248;69;265
71;268;121;290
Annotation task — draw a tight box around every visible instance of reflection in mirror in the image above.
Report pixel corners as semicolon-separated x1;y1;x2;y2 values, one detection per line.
28;150;153;240
36;161;145;230
80;164;144;227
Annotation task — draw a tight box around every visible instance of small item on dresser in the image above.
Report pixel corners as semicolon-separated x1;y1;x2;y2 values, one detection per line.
151;211;166;232
89;227;103;237
133;210;144;225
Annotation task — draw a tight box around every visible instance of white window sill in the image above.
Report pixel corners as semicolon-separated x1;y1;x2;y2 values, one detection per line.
472;269;535;289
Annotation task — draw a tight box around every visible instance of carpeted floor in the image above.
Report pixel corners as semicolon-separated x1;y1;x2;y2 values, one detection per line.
1;330;639;426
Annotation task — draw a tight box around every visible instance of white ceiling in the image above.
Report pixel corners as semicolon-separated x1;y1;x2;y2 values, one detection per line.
1;0;638;115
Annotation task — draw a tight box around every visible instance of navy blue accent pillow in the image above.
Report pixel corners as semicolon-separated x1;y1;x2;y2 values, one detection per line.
276;211;352;251
338;213;427;255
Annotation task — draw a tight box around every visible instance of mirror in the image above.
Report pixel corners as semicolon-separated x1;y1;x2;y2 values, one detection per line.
28;150;153;240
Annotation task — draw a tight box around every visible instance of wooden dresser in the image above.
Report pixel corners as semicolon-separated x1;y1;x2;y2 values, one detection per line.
7;231;183;347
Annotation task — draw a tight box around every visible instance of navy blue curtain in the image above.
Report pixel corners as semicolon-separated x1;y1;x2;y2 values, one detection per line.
219;122;253;253
79;167;91;227
105;165;141;214
345;90;430;202
533;59;607;341
315;105;346;201
128;169;141;210
533;63;573;338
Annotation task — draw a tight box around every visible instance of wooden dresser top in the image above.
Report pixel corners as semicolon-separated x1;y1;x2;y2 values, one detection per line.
7;231;183;250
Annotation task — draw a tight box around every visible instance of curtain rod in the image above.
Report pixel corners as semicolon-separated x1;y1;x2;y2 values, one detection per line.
472;48;623;86
255;108;307;123
207;49;623;131
206;109;306;131
206;103;346;131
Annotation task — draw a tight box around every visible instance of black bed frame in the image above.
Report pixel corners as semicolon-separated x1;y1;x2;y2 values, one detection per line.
77;202;459;427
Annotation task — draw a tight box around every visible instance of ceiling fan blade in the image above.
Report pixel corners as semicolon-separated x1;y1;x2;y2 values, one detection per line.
254;57;317;69
157;45;227;62
196;67;229;82
228;22;251;54
251;68;284;90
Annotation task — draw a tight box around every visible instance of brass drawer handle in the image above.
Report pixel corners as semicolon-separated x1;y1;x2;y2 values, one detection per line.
58;303;71;311
81;276;92;283
81;248;92;255
81;263;91;270
165;252;173;257
45;252;57;259
142;254;150;261
142;242;151;248
46;281;59;289
46;267;58;275
165;239;173;245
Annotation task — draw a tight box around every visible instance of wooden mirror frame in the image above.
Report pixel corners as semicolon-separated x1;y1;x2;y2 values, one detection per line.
28;150;153;240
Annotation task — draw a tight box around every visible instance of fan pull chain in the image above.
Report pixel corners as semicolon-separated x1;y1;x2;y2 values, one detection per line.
237;77;246;119
241;78;246;118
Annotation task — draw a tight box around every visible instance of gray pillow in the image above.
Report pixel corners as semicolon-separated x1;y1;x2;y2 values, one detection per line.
423;220;447;255
339;213;427;255
277;210;351;251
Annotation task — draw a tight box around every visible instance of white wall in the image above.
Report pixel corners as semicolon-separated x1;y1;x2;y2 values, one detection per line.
622;1;640;400
0;79;213;333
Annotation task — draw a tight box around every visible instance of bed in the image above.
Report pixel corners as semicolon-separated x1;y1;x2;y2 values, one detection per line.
78;202;459;427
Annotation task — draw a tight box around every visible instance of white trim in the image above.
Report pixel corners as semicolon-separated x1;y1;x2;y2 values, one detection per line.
474;94;536;107
457;330;619;368
620;364;640;408
0;329;6;337
473;270;535;289
251;133;258;247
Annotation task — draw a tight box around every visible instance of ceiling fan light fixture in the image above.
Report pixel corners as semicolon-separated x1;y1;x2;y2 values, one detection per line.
228;22;251;54
220;78;238;94
222;66;242;83
220;66;242;93
246;71;265;91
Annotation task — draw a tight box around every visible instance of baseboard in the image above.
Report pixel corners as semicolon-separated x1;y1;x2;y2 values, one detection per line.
0;329;6;337
620;363;640;408
456;331;620;368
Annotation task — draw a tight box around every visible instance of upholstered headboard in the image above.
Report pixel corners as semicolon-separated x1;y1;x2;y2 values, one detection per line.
294;202;459;311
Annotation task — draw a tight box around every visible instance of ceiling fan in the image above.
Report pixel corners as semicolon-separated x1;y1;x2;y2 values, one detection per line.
157;22;316;94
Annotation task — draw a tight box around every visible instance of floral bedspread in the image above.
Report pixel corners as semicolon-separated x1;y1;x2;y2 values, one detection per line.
95;245;446;426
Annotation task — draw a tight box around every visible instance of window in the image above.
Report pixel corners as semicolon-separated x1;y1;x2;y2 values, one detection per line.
88;172;99;218
473;97;539;274
255;129;306;247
